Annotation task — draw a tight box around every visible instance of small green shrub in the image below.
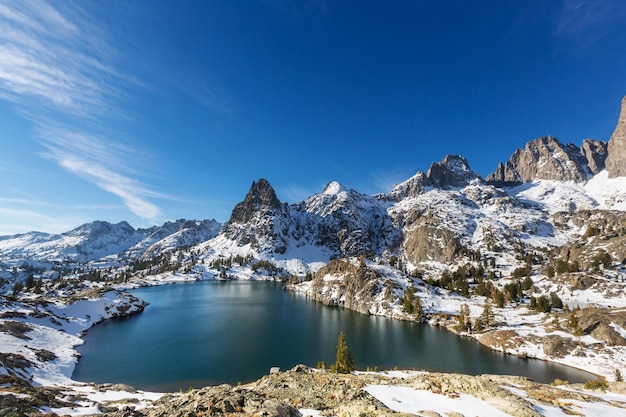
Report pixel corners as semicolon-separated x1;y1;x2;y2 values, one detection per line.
584;379;608;390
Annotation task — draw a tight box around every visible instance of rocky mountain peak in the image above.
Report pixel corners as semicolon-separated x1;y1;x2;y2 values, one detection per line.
486;135;596;185
322;181;348;195
228;178;282;224
606;96;626;178
387;155;480;200
425;154;482;188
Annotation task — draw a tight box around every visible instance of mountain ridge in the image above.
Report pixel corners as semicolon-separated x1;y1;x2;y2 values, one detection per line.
0;96;625;269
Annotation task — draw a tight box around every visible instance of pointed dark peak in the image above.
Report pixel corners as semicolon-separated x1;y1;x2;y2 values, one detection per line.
228;178;282;224
425;154;482;189
606;95;626;178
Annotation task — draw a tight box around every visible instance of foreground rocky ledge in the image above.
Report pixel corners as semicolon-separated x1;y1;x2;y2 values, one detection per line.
74;365;625;417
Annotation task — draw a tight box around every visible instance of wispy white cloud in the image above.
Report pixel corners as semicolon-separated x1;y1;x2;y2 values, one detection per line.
39;129;164;222
554;0;626;41
0;207;85;235
0;0;163;223
366;169;416;195
178;77;234;116
279;184;320;203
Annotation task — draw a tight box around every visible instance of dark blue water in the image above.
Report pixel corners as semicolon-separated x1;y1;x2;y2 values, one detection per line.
73;281;596;391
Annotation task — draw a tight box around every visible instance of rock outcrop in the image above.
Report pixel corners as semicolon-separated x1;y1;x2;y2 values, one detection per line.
486;136;597;184
606;96;626;178
93;365;620;417
222;178;291;253
425;154;482;188
227;178;282;224
306;258;381;314
553;209;626;268
581;139;608;175
389;155;481;200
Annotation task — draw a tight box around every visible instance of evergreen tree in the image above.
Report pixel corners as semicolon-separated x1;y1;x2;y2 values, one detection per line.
24;274;35;289
522;275;533;291
33;277;43;294
481;299;495;328
536;295;551;313
550;292;563;310
457;303;471;332
331;331;355;373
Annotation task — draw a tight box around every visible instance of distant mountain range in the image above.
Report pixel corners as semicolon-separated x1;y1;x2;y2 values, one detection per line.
1;96;625;275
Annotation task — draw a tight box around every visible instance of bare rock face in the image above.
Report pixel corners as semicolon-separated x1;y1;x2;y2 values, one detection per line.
388;171;428;200
606;96;626;178
223;178;290;253
425;154;482;188
581;139;608;175
486;136;591;184
404;222;462;264
388;155;481;200
308;258;380;314
228;178;282;224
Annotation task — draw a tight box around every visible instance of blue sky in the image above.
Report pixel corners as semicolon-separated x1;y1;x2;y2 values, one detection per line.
1;0;625;235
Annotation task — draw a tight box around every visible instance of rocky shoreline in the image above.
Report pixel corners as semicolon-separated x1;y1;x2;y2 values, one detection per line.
85;364;626;417
287;264;626;383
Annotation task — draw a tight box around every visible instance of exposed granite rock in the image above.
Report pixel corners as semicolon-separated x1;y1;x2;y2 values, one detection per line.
577;308;626;346
89;365;626;417
606;96;626;178
388;171;428;200
227;178;282;224
307;258;380;314
403;222;462;264
389;155;482;200
425;155;482;189
222;178;291;254
553;210;626;269
299;185;400;258
486;136;593;184
541;335;577;358
581;139;608;175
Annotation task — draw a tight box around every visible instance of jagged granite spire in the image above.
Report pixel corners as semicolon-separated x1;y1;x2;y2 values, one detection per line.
486;136;592;184
606;96;626;178
425;155;482;188
228;178;281;224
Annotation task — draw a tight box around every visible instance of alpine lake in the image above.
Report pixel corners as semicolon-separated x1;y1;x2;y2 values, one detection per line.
73;280;597;392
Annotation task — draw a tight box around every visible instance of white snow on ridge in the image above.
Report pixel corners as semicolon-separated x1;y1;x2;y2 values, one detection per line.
585;171;626;211
507;171;626;214
322;181;348;195
364;385;512;417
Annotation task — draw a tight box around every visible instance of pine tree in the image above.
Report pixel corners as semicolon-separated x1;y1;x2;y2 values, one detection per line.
457;303;471;331
480;299;495;329
331;331;355;373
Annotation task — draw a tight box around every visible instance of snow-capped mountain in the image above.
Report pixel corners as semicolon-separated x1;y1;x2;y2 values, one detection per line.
0;219;221;264
0;96;625;278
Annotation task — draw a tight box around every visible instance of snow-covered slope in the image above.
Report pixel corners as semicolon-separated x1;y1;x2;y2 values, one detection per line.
0;221;142;263
0;219;221;264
